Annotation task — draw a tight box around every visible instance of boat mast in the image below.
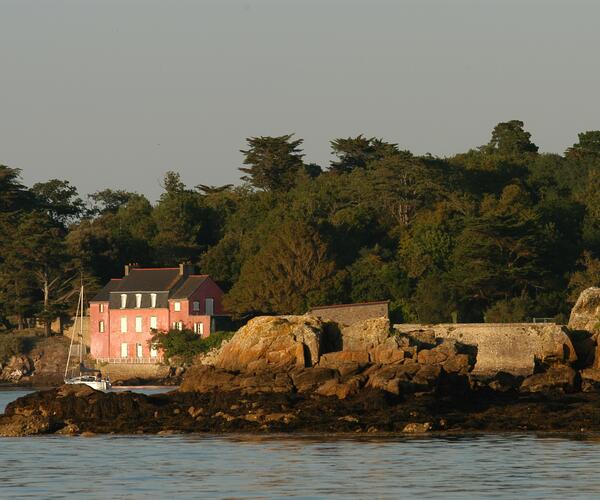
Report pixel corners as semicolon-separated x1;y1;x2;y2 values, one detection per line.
64;282;82;380
79;281;84;367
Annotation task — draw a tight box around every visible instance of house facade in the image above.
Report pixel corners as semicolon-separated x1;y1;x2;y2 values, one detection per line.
90;264;225;362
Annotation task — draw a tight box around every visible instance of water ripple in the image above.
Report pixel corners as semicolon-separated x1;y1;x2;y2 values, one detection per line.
3;392;600;498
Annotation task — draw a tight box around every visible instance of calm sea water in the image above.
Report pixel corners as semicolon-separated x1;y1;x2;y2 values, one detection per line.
2;389;600;499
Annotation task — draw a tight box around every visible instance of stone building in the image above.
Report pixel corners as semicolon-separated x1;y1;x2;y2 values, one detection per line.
309;301;389;326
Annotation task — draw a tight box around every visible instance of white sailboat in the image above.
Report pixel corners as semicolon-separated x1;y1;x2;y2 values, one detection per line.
64;281;112;391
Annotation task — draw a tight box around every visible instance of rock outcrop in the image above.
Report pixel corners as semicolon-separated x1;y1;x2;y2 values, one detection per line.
9;302;600;436
182;315;477;399
0;355;33;382
0;335;71;386
340;317;393;351
569;287;600;334
520;366;579;393
395;323;576;377
566;288;600;369
214;315;324;372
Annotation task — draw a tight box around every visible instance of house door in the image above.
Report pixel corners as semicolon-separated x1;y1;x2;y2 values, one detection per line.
136;343;143;358
120;343;128;358
205;297;214;315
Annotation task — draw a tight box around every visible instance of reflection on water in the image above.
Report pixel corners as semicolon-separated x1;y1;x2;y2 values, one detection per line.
2;390;600;499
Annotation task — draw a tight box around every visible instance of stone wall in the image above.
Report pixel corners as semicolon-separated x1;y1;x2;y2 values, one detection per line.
61;316;91;349
309;301;389;326
93;361;170;382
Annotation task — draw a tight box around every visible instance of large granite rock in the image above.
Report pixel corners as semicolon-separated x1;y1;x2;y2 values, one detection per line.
395;323;576;377
341;317;393;351
569;287;600;334
180;364;294;394
520;366;579;393
0;355;33;382
580;368;600;392
214;315;324;372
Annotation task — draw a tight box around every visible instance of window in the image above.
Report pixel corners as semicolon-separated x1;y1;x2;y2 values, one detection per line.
174;301;181;312
99;320;105;333
99;303;105;313
150;344;158;358
150;316;157;330
121;343;128;358
136;343;143;358
120;294;127;309
205;297;214;315
194;322;204;336
150;293;157;308
177;321;183;331
135;316;142;333
192;301;200;312
135;293;142;308
120;317;127;333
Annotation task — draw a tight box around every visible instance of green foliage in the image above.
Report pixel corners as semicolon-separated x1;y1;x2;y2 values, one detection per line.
329;135;399;173
239;134;304;191
484;296;535;323
150;329;234;363
2;120;599;325
88;189;136;215
0;334;26;362
199;331;235;353
566;131;600;158
31;179;84;226
568;252;600;302
485;120;538;155
225;219;337;315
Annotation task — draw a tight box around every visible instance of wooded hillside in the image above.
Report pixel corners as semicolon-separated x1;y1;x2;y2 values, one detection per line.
1;120;599;330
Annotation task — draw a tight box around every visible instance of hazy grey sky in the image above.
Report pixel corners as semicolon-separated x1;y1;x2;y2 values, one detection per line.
1;0;599;200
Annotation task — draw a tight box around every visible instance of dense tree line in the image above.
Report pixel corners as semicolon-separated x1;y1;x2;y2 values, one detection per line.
1;120;599;332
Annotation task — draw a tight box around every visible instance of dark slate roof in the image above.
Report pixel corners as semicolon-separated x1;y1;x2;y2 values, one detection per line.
170;275;209;299
112;268;183;292
310;300;389;311
108;291;170;309
90;279;122;302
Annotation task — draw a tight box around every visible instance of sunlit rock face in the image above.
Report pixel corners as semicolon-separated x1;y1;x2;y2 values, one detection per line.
569;287;600;334
394;323;576;377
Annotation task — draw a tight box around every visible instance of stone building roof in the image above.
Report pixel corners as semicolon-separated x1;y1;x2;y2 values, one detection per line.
111;268;183;292
171;275;209;299
90;279;122;302
90;267;214;305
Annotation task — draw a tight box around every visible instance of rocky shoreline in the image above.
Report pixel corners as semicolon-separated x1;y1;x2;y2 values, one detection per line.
4;382;600;437
1;287;599;437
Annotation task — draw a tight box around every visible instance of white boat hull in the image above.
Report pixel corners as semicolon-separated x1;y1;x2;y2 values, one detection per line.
65;376;112;392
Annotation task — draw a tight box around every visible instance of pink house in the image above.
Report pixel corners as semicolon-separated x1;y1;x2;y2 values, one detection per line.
89;264;226;362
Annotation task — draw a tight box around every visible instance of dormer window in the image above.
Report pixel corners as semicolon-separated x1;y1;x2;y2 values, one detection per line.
192;301;200;312
120;294;127;309
135;293;142;308
150;293;157;308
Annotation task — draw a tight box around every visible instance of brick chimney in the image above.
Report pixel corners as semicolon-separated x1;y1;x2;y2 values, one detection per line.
124;263;139;276
179;263;194;276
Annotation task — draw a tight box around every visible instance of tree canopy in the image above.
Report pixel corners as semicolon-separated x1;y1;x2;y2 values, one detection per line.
1;120;598;330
